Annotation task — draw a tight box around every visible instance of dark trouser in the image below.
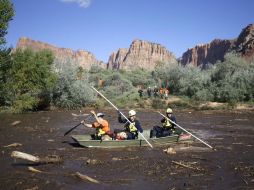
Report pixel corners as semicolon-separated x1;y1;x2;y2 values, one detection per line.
91;134;101;140
150;126;172;138
126;132;136;139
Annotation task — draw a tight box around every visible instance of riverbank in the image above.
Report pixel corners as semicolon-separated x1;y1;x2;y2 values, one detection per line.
111;96;254;111
1;95;254;114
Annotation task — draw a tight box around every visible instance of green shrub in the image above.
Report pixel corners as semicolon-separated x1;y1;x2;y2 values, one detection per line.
1;48;57;112
52;61;95;109
211;53;254;102
11;93;38;113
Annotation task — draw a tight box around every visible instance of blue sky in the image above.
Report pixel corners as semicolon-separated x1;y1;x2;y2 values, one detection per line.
6;0;254;62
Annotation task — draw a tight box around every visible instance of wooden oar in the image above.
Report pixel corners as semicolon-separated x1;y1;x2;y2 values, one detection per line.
64;114;93;136
157;111;213;149
91;86;153;148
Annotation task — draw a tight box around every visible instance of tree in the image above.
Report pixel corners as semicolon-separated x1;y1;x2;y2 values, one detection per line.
0;0;14;107
210;53;254;102
5;48;57;112
52;61;95;109
0;47;12;105
0;0;14;47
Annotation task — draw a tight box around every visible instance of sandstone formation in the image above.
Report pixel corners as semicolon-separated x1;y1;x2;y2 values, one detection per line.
107;40;177;70
107;48;128;70
181;39;234;67
232;24;254;59
16;37;105;70
181;24;254;66
15;24;254;71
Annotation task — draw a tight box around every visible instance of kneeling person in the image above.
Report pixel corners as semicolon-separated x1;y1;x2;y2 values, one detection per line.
150;108;177;138
116;110;143;140
81;110;110;140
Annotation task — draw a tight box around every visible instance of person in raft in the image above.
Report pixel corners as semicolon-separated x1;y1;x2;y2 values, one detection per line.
81;110;110;140
150;108;177;138
115;110;143;140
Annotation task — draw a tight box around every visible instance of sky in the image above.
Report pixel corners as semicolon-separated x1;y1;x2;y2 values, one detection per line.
6;0;254;62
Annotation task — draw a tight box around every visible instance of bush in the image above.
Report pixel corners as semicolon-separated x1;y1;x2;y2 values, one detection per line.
99;72;133;97
11;93;38;113
1;48;57;112
52;61;95;109
193;89;214;101
127;68;155;87
211;53;254;102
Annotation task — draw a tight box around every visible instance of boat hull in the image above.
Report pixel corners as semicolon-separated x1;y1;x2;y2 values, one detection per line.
71;131;190;148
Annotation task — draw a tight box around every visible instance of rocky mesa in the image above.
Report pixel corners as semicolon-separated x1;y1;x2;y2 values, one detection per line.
16;37;105;70
107;39;177;70
232;24;254;59
14;24;254;71
181;24;254;67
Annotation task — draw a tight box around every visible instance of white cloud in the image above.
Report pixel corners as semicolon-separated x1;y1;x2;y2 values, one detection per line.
60;0;91;8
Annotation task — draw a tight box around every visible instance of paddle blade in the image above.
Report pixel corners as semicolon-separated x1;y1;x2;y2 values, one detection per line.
64;123;81;136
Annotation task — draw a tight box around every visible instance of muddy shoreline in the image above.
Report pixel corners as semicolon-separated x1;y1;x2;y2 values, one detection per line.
0;109;253;189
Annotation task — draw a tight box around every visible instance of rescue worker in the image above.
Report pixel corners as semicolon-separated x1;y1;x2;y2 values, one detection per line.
164;88;169;99
81;110;110;140
150;108;177;138
116;110;143;140
153;86;159;98
138;88;143;98
147;86;152;98
159;87;164;99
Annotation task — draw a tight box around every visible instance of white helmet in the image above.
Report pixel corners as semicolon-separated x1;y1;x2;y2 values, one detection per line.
128;110;136;117
166;108;173;114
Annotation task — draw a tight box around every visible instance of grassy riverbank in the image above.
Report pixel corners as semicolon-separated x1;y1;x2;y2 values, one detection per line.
92;95;254;111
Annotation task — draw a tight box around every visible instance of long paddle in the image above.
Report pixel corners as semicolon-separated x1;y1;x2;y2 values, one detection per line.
91;86;153;148
157;111;213;149
64;114;93;136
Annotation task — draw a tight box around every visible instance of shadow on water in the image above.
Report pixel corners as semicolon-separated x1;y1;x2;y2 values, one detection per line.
61;140;84;148
12;162;47;167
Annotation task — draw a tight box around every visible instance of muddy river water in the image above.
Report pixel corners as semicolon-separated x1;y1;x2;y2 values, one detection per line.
0;109;253;190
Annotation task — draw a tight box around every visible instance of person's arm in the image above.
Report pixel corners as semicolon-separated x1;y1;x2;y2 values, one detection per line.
91;110;104;125
135;120;143;133
169;116;177;128
81;120;92;128
161;117;166;123
170;116;176;123
118;111;127;123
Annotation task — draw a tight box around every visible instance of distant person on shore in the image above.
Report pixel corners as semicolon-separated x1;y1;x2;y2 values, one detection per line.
150;108;177;138
138;88;143;98
164;88;169;99
147;86;152;98
159;87;164;99
115;110;143;140
153;86;159;98
81;110;110;140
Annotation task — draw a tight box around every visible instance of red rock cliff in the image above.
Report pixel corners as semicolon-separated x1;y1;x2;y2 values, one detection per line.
107;39;177;70
16;37;105;70
232;24;254;59
181;24;254;66
181;39;234;67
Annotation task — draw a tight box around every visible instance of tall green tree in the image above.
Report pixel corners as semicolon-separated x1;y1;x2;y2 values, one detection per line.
211;53;254;102
5;48;57;112
0;0;14;46
0;48;12;105
0;0;14;106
